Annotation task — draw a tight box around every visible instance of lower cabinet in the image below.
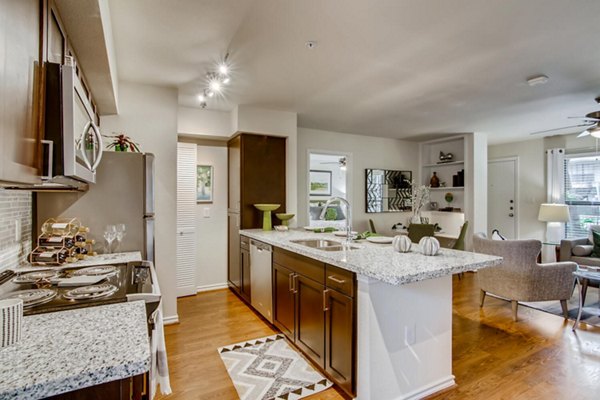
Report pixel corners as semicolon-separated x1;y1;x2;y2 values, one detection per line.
325;288;354;394
240;245;251;302
295;274;326;367
45;373;147;399
273;263;295;338
272;248;356;397
229;233;251;303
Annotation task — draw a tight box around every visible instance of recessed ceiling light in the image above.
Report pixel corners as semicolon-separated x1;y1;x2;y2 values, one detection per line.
305;41;318;49
218;63;229;75
209;80;222;92
527;75;549;87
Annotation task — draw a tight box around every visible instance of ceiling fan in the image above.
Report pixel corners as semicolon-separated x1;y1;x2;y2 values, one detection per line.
529;96;600;138
319;157;347;170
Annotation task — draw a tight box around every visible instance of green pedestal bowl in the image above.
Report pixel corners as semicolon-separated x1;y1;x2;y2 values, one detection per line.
275;213;295;227
254;204;281;231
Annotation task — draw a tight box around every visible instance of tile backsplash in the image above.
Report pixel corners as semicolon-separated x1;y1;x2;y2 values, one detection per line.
0;190;32;270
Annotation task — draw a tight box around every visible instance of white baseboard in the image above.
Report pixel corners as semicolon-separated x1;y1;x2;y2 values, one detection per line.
400;375;456;400
196;283;229;293
162;315;180;325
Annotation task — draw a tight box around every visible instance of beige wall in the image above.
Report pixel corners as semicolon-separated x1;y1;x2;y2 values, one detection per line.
489;138;546;240
489;133;598;241
195;141;228;290
297;127;420;235
101;82;178;322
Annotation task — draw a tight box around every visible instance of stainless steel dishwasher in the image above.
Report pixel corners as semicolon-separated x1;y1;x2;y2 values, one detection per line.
250;239;273;323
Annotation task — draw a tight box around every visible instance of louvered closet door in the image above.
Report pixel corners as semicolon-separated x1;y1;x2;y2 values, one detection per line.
176;142;197;297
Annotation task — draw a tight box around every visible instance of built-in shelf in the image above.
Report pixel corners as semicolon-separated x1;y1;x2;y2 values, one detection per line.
422;160;465;168
430;187;464;191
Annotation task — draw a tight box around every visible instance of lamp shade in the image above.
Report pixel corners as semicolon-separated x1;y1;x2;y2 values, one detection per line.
538;203;570;222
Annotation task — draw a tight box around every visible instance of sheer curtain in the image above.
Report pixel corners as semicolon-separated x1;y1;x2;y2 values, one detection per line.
546;148;565;203
543;148;566;262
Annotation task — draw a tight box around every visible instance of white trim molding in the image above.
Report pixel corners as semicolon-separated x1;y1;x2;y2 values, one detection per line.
196;283;229;293
162;315;180;325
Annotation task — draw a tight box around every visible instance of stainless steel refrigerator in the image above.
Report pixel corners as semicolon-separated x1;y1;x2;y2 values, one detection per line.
36;152;155;262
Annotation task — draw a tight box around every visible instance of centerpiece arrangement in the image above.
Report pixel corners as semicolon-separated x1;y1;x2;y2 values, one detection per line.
410;181;430;224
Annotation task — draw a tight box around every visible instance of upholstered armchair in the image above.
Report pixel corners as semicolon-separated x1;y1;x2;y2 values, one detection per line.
473;233;577;321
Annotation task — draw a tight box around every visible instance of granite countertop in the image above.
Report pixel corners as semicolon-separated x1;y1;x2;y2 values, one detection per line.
241;229;502;286
0;301;150;400
15;251;143;273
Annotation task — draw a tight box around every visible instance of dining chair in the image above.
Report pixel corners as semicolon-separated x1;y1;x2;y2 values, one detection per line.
453;221;469;251
369;219;377;234
407;223;435;243
454;221;469;280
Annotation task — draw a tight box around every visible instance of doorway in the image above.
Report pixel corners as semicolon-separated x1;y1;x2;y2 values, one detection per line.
488;157;518;239
307;151;351;227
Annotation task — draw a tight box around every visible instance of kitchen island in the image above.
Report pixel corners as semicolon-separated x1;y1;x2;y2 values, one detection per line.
0;301;150;399
240;229;502;400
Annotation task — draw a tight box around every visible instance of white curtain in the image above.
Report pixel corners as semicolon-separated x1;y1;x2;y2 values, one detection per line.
546;148;565;203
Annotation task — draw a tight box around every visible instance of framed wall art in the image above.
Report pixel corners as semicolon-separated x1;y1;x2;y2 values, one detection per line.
197;165;213;203
309;170;332;196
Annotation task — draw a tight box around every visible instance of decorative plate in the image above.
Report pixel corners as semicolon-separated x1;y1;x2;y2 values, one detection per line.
366;236;394;244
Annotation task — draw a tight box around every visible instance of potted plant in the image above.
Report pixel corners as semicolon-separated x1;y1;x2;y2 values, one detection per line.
102;133;141;152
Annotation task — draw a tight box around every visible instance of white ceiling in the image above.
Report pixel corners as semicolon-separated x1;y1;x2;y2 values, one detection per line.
108;0;600;144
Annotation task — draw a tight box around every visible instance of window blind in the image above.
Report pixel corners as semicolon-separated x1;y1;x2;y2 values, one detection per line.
564;154;600;238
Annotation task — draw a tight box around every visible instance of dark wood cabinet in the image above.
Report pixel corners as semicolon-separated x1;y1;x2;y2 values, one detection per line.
325;288;354;394
0;0;43;185
273;263;295;339
228;215;241;290
227;133;286;299
46;372;147;400
240;245;251;302
272;248;356;397
295;274;326;367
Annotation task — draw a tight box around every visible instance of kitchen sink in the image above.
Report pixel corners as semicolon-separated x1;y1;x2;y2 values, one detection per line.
291;239;340;248
290;239;358;251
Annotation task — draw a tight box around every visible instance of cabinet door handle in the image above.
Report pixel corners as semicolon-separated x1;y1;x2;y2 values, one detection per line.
323;289;330;312
293;274;298;294
288;273;294;293
328;275;346;284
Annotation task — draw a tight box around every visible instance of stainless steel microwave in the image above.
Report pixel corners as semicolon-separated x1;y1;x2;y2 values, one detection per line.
43;62;103;184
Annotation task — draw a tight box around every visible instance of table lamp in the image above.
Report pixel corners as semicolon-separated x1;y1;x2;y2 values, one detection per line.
538;203;570;244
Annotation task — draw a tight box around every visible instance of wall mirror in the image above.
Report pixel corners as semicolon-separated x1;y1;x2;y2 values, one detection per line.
307;151;351;227
366;169;412;213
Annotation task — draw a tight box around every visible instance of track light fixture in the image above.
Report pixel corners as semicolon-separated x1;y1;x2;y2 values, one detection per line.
198;53;232;109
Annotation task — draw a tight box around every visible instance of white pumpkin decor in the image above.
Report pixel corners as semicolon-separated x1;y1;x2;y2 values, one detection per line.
392;235;412;253
419;236;440;256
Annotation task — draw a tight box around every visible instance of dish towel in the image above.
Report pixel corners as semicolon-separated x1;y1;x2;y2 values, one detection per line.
150;303;172;399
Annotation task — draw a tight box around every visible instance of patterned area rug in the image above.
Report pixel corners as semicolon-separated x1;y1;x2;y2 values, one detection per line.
218;334;332;400
521;287;600;327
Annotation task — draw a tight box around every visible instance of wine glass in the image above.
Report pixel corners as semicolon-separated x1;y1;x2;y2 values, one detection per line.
115;224;127;253
103;225;116;254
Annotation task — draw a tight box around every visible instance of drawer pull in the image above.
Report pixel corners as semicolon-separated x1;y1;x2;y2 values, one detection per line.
328;275;346;284
323;289;330;312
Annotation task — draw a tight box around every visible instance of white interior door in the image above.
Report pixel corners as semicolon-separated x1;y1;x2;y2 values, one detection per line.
176;142;197;297
488;158;518;239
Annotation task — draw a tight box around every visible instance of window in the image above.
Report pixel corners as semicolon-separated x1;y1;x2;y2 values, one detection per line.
564;154;600;238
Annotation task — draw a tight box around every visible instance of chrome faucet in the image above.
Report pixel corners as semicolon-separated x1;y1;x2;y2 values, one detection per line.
319;197;353;243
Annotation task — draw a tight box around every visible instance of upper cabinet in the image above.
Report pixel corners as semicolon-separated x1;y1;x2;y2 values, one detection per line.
0;0;43;185
1;0;115;186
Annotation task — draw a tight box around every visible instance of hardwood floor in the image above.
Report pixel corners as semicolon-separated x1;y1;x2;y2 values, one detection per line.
157;273;600;400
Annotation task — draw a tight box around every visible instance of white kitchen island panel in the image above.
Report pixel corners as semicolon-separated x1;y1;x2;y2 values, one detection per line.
357;274;454;400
